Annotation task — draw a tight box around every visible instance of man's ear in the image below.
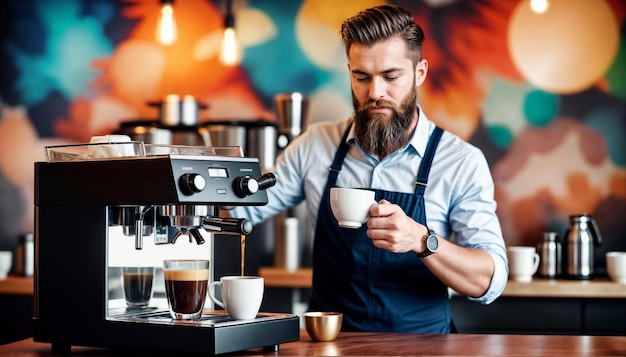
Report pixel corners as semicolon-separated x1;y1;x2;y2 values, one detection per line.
415;59;428;86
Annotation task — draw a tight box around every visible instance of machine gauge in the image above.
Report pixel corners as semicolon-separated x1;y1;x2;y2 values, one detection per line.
208;167;229;177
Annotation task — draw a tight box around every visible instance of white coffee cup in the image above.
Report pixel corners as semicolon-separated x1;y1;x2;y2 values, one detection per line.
0;251;12;280
209;276;264;320
606;251;626;284
330;187;377;229
507;246;540;283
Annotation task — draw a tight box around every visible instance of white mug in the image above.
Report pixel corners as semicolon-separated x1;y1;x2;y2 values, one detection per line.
209;276;264;320
507;246;540;283
330;187;377;229
0;251;12;280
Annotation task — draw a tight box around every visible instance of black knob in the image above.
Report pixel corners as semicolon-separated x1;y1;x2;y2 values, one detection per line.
233;176;259;197
180;173;206;195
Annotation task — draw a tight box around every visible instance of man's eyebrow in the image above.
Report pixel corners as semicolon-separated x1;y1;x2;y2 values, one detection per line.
351;68;404;75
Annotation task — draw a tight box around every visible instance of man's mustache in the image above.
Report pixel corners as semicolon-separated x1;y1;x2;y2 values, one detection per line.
361;99;395;111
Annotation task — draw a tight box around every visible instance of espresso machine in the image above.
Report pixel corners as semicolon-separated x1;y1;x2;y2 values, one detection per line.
33;141;299;355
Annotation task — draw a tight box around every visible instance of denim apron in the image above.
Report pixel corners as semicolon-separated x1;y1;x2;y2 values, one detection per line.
309;124;449;333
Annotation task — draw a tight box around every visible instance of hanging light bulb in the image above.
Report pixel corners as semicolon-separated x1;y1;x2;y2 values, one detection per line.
219;0;240;66
156;0;177;46
530;0;549;13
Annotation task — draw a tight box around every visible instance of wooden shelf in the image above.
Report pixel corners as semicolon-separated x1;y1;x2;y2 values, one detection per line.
258;267;312;288
0;275;34;295
259;267;626;298
503;278;626;298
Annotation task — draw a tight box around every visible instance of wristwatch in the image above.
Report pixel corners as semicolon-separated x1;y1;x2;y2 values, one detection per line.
416;228;438;258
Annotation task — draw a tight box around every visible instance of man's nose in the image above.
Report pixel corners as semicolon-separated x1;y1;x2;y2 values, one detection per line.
368;78;386;101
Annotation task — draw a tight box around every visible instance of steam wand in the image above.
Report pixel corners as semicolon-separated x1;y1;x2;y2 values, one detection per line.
134;205;155;250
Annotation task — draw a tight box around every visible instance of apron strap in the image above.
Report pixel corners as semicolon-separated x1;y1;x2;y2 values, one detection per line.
327;122;353;187
415;126;444;194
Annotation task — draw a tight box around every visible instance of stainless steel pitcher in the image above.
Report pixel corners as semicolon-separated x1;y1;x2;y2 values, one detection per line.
563;213;603;279
538;231;561;278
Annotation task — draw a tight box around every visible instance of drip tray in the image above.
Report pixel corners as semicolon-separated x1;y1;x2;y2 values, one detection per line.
109;309;296;328
106;309;301;354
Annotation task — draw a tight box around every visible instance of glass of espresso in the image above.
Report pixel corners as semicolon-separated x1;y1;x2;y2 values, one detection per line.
122;266;154;308
163;260;210;320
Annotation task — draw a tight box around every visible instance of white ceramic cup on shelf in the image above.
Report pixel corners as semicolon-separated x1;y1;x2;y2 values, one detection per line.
606;251;626;284
507;246;540;283
0;251;13;280
330;187;377;229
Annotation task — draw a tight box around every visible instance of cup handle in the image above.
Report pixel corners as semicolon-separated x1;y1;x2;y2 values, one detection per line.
208;281;224;309
532;252;540;274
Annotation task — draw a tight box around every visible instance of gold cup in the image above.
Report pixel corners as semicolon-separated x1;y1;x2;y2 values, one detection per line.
303;312;343;342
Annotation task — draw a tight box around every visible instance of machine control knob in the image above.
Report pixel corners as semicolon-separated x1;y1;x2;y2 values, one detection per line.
233;176;259;197
233;173;277;197
180;173;206;195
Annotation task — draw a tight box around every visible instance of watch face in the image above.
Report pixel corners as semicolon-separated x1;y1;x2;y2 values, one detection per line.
427;235;438;251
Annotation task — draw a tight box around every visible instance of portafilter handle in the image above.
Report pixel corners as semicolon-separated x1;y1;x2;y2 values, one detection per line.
203;217;253;235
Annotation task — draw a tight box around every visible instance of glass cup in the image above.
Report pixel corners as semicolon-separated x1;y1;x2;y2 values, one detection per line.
122;266;155;307
163;260;210;320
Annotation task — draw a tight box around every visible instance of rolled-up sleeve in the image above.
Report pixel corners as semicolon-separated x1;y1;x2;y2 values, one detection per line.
445;148;508;304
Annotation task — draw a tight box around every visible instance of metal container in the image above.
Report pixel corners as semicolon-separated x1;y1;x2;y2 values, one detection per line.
274;92;310;151
13;233;34;276
201;120;278;172
538;231;561;278
563;213;603;279
116;95;208;146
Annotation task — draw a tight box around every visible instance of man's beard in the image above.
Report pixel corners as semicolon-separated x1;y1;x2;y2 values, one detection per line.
352;86;417;158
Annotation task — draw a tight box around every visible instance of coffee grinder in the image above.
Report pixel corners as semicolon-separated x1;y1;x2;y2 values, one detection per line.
33;141;299;355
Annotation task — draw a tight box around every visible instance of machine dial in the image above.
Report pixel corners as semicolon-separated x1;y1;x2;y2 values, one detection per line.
233;173;277;197
179;173;206;195
233;176;259;197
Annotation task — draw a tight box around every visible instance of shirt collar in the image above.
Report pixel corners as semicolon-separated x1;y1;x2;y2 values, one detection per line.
346;105;434;158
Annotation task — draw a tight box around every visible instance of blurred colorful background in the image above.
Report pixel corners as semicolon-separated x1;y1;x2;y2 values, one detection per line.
1;0;625;269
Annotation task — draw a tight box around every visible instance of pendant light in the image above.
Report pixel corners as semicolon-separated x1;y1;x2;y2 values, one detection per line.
156;0;178;45
219;0;240;66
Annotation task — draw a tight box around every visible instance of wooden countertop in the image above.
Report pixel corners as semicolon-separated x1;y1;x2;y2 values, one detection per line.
0;275;34;295
2;331;625;356
4;269;625;298
258;267;626;298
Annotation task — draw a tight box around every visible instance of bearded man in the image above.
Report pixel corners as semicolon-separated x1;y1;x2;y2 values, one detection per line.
231;4;507;333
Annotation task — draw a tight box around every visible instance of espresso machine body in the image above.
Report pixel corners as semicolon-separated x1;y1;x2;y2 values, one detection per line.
33;152;299;355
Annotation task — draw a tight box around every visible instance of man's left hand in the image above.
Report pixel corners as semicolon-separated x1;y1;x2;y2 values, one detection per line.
366;199;428;253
